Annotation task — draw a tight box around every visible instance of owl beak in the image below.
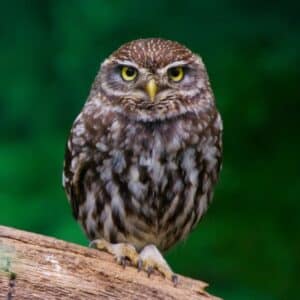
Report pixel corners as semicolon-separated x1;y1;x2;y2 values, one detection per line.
145;79;157;102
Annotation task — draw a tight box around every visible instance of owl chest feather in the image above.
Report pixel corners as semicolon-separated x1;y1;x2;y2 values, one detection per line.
100;121;200;249
69;110;222;251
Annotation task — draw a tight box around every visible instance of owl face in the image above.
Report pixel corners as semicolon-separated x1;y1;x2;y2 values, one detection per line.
93;39;214;122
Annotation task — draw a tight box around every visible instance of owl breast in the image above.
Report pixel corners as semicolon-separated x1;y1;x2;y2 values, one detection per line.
65;104;222;252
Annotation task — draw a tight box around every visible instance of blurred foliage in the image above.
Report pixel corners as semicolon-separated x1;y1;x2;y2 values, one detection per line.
0;1;299;299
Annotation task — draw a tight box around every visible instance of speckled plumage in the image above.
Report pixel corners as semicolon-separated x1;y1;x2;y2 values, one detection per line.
63;38;222;255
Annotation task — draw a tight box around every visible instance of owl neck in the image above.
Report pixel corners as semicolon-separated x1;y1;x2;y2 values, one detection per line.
86;95;216;133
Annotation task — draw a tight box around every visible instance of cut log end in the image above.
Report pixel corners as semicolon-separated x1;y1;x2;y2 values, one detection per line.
0;225;221;300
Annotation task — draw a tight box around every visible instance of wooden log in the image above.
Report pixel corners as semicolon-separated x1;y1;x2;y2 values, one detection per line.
0;225;221;299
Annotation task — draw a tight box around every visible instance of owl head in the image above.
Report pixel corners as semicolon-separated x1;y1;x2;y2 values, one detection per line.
91;38;214;122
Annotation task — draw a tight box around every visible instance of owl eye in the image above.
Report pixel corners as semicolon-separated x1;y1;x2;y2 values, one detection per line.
168;66;184;82
121;66;138;81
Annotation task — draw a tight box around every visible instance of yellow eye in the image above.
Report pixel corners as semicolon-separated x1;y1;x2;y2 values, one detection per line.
121;66;138;81
168;66;184;82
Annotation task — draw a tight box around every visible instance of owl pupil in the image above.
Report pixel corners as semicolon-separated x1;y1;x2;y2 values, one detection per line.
171;68;179;77
126;67;135;76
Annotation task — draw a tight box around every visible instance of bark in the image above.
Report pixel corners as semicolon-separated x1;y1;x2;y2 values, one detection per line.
0;225;221;300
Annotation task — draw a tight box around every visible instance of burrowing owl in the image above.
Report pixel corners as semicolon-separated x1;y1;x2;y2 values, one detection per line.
63;38;223;284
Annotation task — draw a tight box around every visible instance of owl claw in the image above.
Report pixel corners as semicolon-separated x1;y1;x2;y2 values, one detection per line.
89;240;98;249
172;275;179;287
138;244;178;285
137;259;143;272
146;266;154;277
120;256;129;268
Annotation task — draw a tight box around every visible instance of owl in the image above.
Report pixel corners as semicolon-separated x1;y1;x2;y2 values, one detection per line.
63;38;222;284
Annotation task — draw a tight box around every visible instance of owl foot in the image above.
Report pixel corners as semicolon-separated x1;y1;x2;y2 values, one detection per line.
90;240;177;286
138;245;178;286
89;239;139;267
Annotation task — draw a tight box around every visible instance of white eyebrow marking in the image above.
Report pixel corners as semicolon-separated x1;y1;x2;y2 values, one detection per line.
157;61;189;74
114;60;139;68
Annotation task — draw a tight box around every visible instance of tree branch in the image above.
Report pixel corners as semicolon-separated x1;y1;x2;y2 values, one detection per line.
0;225;221;299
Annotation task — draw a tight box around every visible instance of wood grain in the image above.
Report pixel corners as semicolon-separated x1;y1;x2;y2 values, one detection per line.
0;225;221;299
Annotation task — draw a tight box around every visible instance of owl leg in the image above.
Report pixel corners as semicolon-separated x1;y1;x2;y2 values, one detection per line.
89;239;139;267
138;244;178;286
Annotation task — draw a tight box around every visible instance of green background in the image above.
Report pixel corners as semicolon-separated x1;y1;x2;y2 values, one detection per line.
1;1;299;299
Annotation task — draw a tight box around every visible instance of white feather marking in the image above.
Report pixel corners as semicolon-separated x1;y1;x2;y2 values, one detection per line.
157;60;189;74
72;136;85;146
113;59;139;68
161;195;180;224
96;142;108;152
179;88;201;98
181;148;199;183
128;165;147;200
215;113;223;131
198;194;208;217
193;194;208;227
85;190;97;233
168;148;198;229
99;158;112;182
202;176;212;193
102;204;113;239
73;123;85;136
202;137;218;172
105;181;125;217
70;157;78;172
175;185;197;228
111;150;126;173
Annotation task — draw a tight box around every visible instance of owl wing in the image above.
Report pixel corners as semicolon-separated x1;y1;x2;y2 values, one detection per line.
191;111;223;229
62;115;96;220
63;147;88;219
202;111;223;199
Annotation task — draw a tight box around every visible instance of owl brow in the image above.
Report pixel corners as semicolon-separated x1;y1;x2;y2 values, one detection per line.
114;59;139;69
158;61;189;74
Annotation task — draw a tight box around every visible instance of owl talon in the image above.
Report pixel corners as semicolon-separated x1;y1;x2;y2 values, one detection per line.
172;274;179;287
89;240;98;249
137;259;143;272
89;239;139;267
120;256;130;268
147;266;154;277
